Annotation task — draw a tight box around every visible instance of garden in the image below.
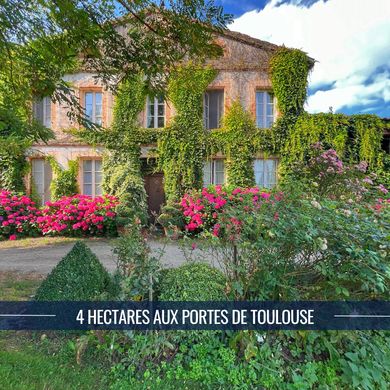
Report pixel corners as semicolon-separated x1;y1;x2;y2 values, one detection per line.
1;142;389;389
1;3;389;387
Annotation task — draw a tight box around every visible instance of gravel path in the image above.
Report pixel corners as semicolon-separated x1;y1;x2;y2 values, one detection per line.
0;239;204;275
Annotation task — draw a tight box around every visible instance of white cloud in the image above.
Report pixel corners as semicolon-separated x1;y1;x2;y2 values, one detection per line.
231;0;390;114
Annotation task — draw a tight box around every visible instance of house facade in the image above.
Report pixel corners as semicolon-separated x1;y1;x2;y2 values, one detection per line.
28;30;288;211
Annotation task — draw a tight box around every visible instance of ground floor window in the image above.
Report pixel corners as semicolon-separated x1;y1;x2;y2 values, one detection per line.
82;159;103;197
203;159;226;186
31;159;52;205
254;158;278;188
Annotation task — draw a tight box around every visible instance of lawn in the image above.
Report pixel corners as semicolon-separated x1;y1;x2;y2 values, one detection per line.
0;272;108;390
0;236;111;250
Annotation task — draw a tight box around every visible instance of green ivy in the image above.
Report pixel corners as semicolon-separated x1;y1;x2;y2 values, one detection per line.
158;63;217;202
103;76;149;225
47;156;78;200
217;101;255;187
0;137;30;192
283;113;384;169
270;47;311;117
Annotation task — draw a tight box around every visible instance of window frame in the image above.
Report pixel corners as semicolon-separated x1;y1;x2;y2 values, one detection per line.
146;96;165;128
84;91;103;125
203;159;226;186
203;89;224;130
255;91;275;128
33;96;51;128
253;158;278;189
81;158;103;198
31;158;52;205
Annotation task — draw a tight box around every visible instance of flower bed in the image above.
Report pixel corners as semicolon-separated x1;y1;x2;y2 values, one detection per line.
36;194;119;237
181;186;281;236
0;190;40;240
0;191;119;240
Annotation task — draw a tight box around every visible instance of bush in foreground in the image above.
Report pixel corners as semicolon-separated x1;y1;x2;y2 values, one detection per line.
35;241;114;300
158;262;227;301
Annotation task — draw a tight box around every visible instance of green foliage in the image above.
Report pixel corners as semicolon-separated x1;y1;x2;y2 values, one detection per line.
157;204;185;229
218;101;256;188
213;185;389;301
47;156;78;200
34;241;114;301
158;64;217;202
0;137;29;192
283;113;384;169
77;76;149;225
114;222;161;300
270;47;311;117
103;151;148;227
0;102;54;192
158;262;227;301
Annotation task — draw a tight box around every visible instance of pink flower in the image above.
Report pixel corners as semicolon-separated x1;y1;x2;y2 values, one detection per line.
9;234;17;241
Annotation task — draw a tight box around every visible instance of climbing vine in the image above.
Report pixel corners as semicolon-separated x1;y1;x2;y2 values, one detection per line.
283;113;384;169
47;156;78;200
158;63;217;202
102;76;149;226
75;75;149;225
211;101;256;187
270;47;311;117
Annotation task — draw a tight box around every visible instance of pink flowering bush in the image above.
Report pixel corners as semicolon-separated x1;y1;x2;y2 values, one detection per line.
36;194;119;237
0;190;40;240
181;185;280;236
288;143;389;203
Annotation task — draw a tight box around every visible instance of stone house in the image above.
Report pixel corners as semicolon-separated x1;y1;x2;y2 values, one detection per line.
28;30;310;213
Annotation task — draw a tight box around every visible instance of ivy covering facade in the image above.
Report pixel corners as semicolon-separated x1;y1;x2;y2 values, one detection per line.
41;47;387;222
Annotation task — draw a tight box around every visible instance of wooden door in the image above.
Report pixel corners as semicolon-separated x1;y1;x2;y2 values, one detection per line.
144;173;165;220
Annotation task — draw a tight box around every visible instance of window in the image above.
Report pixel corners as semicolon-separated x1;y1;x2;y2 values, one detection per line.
33;97;51;128
146;96;165;128
382;134;390;153
204;90;224;129
82;159;102;197
203;160;225;186
85;91;102;125
254;159;278;188
256;91;274;128
31;159;52;205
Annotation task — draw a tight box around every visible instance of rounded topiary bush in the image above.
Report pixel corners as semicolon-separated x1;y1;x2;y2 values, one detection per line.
158;262;227;301
35;241;115;301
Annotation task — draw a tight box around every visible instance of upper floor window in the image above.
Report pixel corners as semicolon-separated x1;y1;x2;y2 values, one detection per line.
256;91;274;128
203;159;226;186
82;159;102;197
204;90;224;129
254;158;278;189
33;96;51;128
31;158;52;206
147;96;165;128
85;91;102;125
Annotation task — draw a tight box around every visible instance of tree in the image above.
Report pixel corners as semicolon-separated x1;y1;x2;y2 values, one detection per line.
0;0;231;190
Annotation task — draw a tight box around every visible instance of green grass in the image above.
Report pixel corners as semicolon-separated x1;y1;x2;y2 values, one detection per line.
0;334;108;390
0;272;43;300
0;236;113;250
0;273;108;390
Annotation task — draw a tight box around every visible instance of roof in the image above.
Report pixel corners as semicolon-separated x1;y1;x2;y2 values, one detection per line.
221;29;315;66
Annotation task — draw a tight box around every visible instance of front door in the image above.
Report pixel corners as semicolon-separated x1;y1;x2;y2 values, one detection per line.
144;173;165;220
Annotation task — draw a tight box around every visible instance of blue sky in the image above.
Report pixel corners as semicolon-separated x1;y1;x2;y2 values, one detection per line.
217;0;390;117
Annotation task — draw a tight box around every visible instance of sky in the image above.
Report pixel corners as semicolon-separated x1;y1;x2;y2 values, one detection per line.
217;0;390;117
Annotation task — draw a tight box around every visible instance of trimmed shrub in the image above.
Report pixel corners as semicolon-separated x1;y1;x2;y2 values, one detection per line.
158;262;227;301
35;241;114;300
